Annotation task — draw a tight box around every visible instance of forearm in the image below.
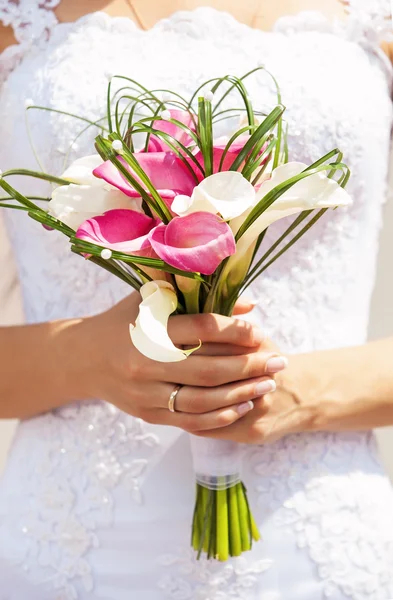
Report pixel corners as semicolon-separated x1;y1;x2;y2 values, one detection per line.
0;319;92;419
287;337;393;432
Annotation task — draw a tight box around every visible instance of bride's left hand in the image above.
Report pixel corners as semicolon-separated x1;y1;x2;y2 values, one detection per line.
194;350;317;444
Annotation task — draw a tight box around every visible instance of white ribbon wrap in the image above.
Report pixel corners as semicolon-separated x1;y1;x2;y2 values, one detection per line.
190;435;242;490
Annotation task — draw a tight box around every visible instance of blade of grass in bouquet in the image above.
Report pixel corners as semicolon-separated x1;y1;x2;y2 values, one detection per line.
0;178;42;211
2;170;71;187
211;70;261;118
197;98;214;177
62;114;116;173
0;203;30;211
71;249;142;290
132;123;203;181
107;75;187;132
0;196;50;202
213;108;268;127
241;134;276;181
241;165;349;293
21;207;142;289
125;93;197;147
242;208;329;292
115;96;152;137
235;159;347;242
95;135;172;223
211;66;282;125
27;105;109;133
218;125;256;172
107;76;162;133
244;211;312;286
229;105;285;174
71;237;207;283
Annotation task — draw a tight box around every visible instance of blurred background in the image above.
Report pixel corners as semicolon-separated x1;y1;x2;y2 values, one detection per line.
1;157;393;478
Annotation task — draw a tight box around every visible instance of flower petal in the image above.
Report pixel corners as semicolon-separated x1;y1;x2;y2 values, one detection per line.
49;184;139;230
93;153;196;202
172;171;256;220
61;155;105;186
150;212;236;275
237;162;352;254
149;110;196;152
130;281;198;362
76;209;157;255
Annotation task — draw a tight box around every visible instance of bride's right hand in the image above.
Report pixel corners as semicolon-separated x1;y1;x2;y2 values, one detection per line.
79;293;284;433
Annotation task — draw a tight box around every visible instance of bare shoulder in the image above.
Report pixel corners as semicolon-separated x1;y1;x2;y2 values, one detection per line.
0;24;16;53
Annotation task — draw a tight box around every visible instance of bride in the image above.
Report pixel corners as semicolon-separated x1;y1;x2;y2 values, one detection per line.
1;0;393;598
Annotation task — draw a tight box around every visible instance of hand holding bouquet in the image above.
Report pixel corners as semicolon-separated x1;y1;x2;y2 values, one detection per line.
0;70;351;560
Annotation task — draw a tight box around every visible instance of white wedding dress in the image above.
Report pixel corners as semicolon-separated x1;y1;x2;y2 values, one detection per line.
1;2;393;599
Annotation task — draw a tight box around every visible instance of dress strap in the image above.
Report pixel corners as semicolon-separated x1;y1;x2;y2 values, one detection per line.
0;0;61;86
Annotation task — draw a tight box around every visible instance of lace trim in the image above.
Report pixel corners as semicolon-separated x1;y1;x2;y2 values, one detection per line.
1;403;160;598
1;4;392;87
0;0;60;85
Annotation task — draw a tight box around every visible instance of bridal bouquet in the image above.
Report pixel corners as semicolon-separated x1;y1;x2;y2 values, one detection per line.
0;71;351;561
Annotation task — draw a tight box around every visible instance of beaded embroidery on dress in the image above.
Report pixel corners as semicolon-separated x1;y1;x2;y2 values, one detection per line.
0;3;393;600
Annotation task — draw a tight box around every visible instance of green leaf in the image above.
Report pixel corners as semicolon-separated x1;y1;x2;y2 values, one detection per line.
2;169;71;186
197;98;214;177
229;105;285;173
95;135;172;223
236;160;348;242
71;237;207;283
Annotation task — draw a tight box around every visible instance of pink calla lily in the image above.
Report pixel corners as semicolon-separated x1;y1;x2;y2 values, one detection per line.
148;109;197;153
149;212;236;275
93;153;196;207
75;209;158;256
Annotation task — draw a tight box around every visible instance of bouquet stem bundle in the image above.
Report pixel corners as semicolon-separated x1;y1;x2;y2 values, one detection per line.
192;481;260;561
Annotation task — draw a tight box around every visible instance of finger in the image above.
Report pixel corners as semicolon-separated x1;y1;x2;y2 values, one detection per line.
168;312;263;348
155;352;288;387
154;398;256;432
232;298;256;315
149;377;276;412
184;342;260;356
193;398;271;439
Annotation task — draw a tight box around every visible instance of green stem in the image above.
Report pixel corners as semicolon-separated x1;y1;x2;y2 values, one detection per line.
208;491;217;559
236;482;252;552
216;484;229;561
228;485;242;557
192;484;201;551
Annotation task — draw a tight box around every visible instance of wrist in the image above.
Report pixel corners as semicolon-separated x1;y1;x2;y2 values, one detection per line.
275;352;327;434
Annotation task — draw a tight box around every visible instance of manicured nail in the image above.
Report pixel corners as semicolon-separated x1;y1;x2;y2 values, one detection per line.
255;379;276;396
266;356;288;373
237;400;254;415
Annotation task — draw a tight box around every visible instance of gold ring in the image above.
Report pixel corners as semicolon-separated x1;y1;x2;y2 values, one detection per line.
168;384;182;413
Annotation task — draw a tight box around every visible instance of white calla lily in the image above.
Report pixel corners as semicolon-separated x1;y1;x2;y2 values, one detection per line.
49;155;141;229
172;171;256;220
233;161;352;258
222;162;352;290
61;155;105;186
130;281;200;363
49;183;139;230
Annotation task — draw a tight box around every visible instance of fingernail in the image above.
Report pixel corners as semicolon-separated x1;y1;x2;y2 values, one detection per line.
266;356;288;373
255;379;276;395
237;400;254;415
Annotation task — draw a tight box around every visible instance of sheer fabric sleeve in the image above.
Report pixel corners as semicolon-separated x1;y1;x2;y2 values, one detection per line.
0;0;60;86
346;0;392;42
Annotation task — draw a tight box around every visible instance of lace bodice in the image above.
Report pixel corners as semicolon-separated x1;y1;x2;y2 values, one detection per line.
0;4;393;600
